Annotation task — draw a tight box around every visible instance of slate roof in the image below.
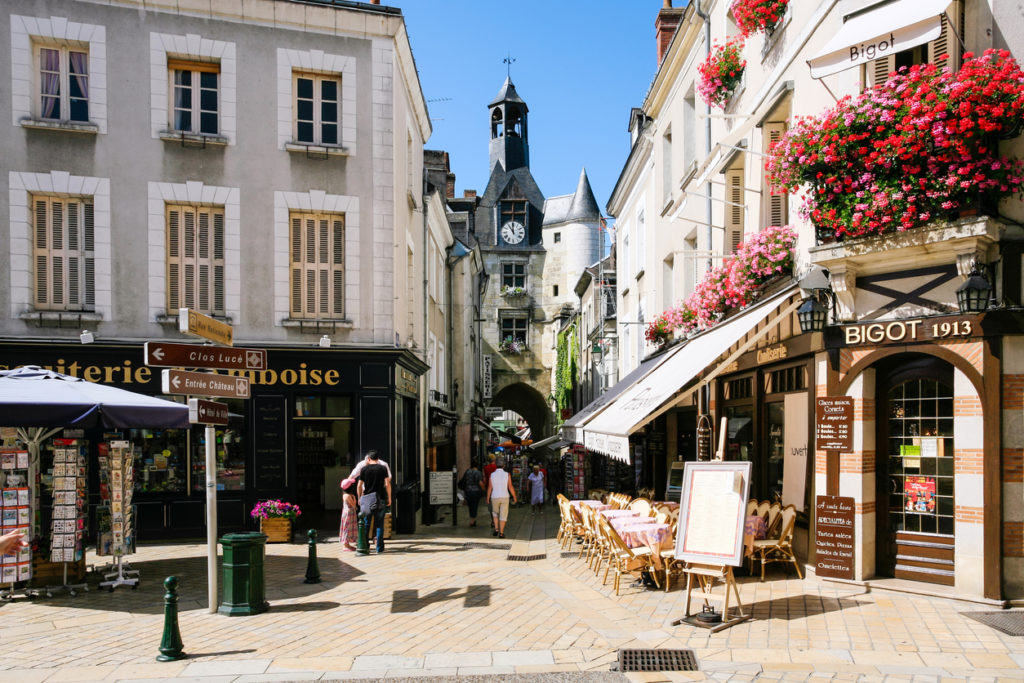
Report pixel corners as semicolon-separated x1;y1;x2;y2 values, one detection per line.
488;77;528;110
542;169;601;226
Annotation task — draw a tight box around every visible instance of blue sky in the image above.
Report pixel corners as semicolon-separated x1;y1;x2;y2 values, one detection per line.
400;1;665;220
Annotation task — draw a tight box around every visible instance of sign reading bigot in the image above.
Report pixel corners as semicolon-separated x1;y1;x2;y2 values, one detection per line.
815;397;853;452
162;369;250;399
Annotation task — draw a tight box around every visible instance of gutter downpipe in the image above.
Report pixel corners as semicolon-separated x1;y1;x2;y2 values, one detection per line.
695;0;713;422
421;177;429;499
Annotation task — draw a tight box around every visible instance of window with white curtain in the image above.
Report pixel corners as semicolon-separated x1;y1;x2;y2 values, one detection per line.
169;59;219;135
37;44;89;122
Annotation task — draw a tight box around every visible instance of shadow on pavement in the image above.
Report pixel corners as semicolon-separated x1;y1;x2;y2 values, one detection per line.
390;584;493;613
268;600;341;612
22;553;361;615
745;591;869;620
180;649;257;659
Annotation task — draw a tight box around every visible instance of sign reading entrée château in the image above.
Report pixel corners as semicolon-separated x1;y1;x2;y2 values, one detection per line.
162;369;250;399
815;495;855;579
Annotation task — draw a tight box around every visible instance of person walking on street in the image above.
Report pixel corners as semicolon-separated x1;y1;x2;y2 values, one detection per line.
459;461;485;527
483;452;497;529
356;450;391;554
527;464;545;513
486;457;517;538
338;477;358;551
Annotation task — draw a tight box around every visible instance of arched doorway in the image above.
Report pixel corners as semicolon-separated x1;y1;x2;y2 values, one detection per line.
875;354;956;585
490;381;552;444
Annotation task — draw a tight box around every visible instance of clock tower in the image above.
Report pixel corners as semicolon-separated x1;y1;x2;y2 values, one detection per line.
489;77;529;172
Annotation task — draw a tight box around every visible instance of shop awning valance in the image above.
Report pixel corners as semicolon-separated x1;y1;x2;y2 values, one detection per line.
561;346;681;446
528;435;570;451
807;0;949;79
582;285;802;462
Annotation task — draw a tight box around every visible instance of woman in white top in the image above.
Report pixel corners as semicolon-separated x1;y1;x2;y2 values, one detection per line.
527;465;545;513
486;458;517;538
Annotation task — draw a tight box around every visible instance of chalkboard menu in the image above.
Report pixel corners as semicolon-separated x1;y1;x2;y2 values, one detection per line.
815;495;855;579
253;395;288;490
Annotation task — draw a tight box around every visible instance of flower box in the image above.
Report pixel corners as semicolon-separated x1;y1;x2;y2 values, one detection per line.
260;517;293;543
697;37;746;110
499;336;527;354
500;286;528;299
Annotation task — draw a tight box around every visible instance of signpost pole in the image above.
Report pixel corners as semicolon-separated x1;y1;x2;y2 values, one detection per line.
206;424;217;614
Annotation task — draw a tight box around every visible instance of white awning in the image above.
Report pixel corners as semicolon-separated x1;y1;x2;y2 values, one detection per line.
561;346;681;445
807;0;949;79
582;286;802;462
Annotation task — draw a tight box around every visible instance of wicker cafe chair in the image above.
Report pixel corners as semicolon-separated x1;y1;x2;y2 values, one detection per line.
555;495;571;545
751;504;803;581
755;500;771;520
590;515;613;577
745;499;758;517
577;505;598;561
626;497;652;518
600;516;658;595
766;502;783;537
561;500;586;550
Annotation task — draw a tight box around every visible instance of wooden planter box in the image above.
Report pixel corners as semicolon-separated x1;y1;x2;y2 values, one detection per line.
259;517;293;543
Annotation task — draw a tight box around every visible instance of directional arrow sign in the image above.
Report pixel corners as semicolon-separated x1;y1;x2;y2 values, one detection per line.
144;341;266;371
179;308;233;346
162;369;250;399
189;398;229;426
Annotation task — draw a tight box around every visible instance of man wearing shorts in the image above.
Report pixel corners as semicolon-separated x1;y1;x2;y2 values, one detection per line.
486;457;517;538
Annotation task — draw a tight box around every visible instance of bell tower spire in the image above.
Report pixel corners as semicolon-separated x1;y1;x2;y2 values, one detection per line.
488;77;529;172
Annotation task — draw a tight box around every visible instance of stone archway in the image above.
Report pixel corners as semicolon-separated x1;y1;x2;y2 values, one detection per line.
490;381;552;441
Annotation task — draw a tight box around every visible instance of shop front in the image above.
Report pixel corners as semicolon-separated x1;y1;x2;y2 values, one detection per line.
0;341;426;540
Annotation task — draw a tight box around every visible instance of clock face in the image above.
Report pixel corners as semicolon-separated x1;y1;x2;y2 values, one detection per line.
501;220;526;245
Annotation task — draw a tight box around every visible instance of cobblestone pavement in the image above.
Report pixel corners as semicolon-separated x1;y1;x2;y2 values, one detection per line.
0;505;1022;682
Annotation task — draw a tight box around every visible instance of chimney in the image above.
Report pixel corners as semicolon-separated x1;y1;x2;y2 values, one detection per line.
464;190;477;199
369;0;380;4
446;174;456;199
656;0;684;67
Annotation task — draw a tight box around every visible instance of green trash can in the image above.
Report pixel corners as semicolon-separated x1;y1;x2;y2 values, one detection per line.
218;532;270;616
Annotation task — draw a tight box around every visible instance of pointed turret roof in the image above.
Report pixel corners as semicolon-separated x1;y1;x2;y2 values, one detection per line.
566;168;601;222
488;77;528;110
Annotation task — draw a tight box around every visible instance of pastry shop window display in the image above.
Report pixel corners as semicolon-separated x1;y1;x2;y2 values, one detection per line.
1;448;32;589
130;429;187;494
191;403;245;492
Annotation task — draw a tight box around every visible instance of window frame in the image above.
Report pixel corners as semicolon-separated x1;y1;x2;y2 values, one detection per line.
165;204;226;317
168;59;220;136
501;261;527;290
32;195;95;312
34;42;90;123
288;211;346;320
499;310;529;346
292;71;342;147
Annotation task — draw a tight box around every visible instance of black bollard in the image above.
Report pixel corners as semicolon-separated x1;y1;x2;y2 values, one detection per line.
157;576;186;661
304;529;321;584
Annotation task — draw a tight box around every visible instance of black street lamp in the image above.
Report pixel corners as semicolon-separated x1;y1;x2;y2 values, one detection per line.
798;296;828;333
955;264;993;313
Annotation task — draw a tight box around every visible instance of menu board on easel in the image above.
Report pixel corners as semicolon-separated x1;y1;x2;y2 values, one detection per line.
49;440;86;564
97;440;135;556
673;461;752;567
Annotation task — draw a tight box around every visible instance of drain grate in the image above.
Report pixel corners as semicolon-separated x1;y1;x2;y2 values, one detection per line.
616;648;698;672
963;611;1024;636
560;551;579;558
507;553;545;562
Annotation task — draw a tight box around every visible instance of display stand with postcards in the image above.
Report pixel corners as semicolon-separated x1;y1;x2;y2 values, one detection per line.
96;440;139;590
44;439;89;597
0;448;33;599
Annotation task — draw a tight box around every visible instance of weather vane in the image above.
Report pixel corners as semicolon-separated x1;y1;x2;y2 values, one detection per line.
503;53;516;78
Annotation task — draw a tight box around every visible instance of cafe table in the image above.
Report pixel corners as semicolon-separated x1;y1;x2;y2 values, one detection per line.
600;509;641;520
571;499;611;512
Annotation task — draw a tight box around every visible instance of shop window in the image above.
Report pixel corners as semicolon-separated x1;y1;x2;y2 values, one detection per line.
724;377;752;400
766;366;807;394
32;195;95;312
289;211;345;319
190;401;246;492
166;204;225;316
131;426;188;495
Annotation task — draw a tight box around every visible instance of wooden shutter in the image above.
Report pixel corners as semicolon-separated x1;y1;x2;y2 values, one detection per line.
724;168;744;254
868;2;961;88
289;212;344;319
33;197;94;311
762;122;789;228
167;205;225;315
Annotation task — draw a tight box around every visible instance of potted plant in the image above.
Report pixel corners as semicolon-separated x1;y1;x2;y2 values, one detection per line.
499;336;526;354
500;285;527;298
697;36;746;110
731;0;789;37
251;499;301;543
766;49;1024;242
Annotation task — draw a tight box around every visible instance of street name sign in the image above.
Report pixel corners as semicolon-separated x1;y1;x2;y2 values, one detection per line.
145;341;266;371
179;308;233;346
484;406;503;418
189;398;229;426
162;369;250;399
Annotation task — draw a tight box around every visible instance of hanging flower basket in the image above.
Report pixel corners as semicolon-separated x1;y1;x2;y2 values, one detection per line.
731;0;789;37
766;49;1024;242
697;37;746;110
499;336;526;354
